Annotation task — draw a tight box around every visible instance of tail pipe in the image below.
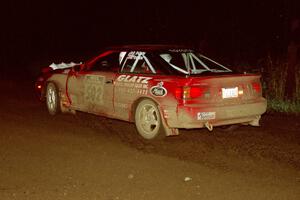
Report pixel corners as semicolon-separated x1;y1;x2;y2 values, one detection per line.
205;121;213;131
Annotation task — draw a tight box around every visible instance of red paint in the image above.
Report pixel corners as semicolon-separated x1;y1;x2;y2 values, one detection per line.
35;45;267;133
65;69;73;105
252;82;261;93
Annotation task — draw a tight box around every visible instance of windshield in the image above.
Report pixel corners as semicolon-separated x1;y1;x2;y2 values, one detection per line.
158;51;232;75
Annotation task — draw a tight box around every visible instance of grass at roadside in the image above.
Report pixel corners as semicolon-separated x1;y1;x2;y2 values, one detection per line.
259;55;300;114
267;99;300;114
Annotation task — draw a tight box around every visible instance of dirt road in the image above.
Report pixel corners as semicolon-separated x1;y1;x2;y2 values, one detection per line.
0;80;300;200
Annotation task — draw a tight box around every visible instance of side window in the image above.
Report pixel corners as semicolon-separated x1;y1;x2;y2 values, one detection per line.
90;52;120;72
121;54;137;73
161;53;186;69
160;53;189;74
121;51;156;74
134;60;152;73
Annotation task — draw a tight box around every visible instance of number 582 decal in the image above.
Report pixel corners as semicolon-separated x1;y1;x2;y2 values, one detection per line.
84;75;104;105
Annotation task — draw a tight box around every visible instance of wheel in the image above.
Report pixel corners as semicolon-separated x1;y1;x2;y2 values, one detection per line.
46;82;60;115
135;99;165;140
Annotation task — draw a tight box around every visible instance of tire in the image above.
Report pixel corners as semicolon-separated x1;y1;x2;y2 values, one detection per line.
135;99;165;140
46;82;60;115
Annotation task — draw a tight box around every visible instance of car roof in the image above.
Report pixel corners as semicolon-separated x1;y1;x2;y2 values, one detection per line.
106;44;194;52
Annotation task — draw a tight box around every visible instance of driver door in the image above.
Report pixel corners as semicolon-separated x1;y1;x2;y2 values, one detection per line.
80;51;120;116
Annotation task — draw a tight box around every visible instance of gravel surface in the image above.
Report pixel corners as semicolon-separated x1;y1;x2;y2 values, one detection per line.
0;80;299;200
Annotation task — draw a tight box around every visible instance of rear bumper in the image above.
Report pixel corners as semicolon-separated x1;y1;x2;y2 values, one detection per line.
164;98;267;129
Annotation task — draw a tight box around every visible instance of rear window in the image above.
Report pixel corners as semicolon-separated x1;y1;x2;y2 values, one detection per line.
159;51;232;75
120;49;233;76
120;51;171;75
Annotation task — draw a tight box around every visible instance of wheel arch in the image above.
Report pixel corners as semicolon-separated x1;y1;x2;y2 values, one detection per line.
130;96;161;123
130;96;180;137
45;80;62;94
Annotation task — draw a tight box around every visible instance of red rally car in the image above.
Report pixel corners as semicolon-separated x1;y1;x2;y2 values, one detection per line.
35;45;267;140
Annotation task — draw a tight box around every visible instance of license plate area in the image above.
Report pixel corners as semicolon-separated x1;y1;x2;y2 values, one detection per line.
197;112;216;120
222;87;238;98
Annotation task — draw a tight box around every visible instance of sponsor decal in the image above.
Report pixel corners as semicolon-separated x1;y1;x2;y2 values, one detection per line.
197;112;216;120
115;75;152;95
115;87;148;95
116;75;152;84
150;82;167;97
127;51;145;60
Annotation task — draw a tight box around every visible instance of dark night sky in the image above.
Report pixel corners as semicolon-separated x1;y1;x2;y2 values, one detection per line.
1;0;299;76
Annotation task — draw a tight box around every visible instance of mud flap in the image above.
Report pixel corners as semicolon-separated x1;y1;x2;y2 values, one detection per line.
249;115;261;126
159;108;179;136
163;124;179;136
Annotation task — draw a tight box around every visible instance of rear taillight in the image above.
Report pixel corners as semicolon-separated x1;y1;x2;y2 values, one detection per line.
252;82;261;93
176;86;208;99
